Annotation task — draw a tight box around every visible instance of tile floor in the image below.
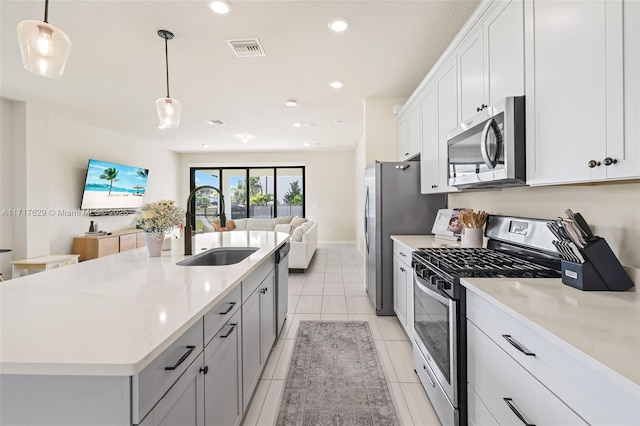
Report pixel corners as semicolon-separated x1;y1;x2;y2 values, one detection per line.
243;243;441;426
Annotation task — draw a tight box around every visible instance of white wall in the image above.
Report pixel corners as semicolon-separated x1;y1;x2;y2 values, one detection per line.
0;100;180;277
353;97;407;256
450;182;640;281
180;151;355;242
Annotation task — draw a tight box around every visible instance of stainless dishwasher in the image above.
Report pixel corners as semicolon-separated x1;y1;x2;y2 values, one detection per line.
275;242;290;337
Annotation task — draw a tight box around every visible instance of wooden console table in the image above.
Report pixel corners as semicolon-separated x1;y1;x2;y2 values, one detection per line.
73;229;145;261
10;254;80;279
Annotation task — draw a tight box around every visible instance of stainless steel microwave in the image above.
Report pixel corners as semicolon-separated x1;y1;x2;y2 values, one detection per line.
447;96;526;188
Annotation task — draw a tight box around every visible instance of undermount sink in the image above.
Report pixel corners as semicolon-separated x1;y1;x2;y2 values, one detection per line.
177;247;259;266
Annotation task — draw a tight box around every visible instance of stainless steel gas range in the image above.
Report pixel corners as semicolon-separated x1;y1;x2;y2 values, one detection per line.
411;216;562;425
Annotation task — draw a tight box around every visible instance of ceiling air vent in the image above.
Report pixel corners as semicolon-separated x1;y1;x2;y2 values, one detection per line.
227;38;266;57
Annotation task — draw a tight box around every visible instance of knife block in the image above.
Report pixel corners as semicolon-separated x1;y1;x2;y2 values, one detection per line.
561;237;634;291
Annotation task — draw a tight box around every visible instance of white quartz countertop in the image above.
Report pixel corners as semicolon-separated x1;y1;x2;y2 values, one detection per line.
390;235;460;251
0;231;289;377
462;278;640;392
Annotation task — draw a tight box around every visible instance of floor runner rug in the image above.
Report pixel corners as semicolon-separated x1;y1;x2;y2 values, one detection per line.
276;321;399;426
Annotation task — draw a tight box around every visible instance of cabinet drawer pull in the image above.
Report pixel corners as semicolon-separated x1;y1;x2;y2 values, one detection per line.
502;335;536;356
220;323;237;338
219;302;236;315
164;345;196;371
400;252;407;257
503;398;535;426
422;365;435;388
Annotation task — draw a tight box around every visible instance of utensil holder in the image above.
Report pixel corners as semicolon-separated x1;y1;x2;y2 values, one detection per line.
461;227;483;248
561;237;633;291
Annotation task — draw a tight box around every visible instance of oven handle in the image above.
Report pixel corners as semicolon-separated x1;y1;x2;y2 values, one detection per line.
414;272;451;306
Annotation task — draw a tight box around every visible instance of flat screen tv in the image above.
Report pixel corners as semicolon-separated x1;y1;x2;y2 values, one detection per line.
80;159;149;210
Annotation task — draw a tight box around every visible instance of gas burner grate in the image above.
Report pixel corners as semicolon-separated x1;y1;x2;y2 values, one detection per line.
413;248;561;279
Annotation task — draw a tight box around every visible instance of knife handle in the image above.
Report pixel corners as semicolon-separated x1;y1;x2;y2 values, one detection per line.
573;213;594;238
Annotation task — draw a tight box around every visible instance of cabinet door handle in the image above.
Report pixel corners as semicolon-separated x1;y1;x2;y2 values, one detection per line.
503;398;535;426
164;345;196;371
259;287;267;294
405;152;410;156
422;365;436;388
502;335;536;356
219;302;236;315
200;366;209;374
588;160;601;168
603;157;618;166
400;267;406;272
400;252;407;257
220;323;237;338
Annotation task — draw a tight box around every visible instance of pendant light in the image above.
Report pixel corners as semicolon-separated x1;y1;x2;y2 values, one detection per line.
156;29;181;129
17;0;72;78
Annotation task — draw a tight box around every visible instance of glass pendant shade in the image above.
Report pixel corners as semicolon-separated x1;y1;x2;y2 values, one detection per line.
17;20;71;78
156;97;181;128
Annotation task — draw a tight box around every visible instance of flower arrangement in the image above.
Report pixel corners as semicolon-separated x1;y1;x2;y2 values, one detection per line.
132;200;184;240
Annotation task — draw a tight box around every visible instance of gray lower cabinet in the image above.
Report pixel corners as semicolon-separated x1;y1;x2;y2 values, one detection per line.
204;309;243;426
242;268;276;411
139;353;205;426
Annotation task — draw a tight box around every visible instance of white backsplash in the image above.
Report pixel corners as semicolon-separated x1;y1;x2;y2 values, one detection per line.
449;181;640;285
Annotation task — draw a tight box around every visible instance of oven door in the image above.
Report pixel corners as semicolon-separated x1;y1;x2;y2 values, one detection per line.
413;271;458;407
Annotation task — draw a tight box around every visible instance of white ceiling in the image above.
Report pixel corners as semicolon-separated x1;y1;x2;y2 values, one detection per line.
0;0;479;153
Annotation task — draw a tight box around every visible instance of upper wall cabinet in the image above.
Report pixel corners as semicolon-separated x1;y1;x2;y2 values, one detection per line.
458;0;525;125
421;61;460;194
397;101;421;161
525;0;639;184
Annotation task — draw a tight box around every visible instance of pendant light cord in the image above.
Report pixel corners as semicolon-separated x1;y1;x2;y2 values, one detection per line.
44;0;49;22
165;37;170;98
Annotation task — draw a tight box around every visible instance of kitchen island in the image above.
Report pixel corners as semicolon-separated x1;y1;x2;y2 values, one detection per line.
0;231;289;426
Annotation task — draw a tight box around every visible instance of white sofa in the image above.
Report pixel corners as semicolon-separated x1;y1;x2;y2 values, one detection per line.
228;217;318;270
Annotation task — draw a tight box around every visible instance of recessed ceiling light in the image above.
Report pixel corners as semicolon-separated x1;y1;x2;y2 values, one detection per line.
285;99;298;107
205;119;225;126
303;142;310;147
209;1;230;14
329;81;344;89
328;18;350;32
335;119;343;124
293;122;303;128
202;144;209;148
238;134;249;143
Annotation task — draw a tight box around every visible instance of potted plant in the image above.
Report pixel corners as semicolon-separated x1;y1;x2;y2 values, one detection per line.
132;200;184;257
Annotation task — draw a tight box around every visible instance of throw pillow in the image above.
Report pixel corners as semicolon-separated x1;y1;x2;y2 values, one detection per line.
247;218;276;231
274;216;293;225
201;220;215;233
290;216;307;229
292;225;305;242
274;223;292;234
213;220;236;232
233;219;247;230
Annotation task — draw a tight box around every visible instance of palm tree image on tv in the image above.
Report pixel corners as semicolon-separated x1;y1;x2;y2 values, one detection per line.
80;160;150;210
99;167;120;195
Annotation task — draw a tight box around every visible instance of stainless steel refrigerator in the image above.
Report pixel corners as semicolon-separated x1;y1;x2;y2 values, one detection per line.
364;161;446;315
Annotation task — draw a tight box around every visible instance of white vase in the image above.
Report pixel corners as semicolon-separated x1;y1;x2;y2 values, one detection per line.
144;233;164;257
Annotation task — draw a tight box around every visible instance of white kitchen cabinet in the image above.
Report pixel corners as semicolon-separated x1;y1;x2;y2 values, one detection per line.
392;241;413;338
617;0;640;181
398;100;421;161
467;320;586;425
436;60;460;193
420;85;439;193
242;268;276;412
525;0;630;185
457;0;524;125
458;27;485;124
485;0;524;105
204;309;242;426
466;289;640;425
397;113;410;161
139;353;205;426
